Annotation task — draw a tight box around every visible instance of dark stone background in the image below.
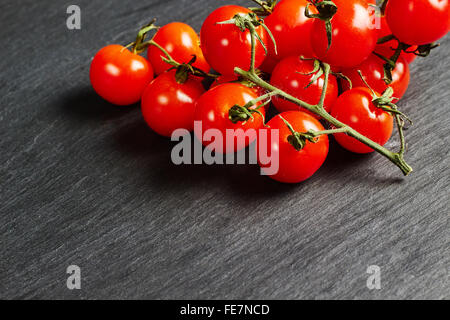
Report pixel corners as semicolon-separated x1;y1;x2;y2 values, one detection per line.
0;0;448;299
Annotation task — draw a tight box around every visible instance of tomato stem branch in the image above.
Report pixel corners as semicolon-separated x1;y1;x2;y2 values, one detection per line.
231;24;413;176
234;67;412;175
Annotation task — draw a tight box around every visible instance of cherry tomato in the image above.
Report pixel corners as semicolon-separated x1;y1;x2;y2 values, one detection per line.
264;0;317;60
331;87;394;154
341;52;410;99
147;22;210;76
310;0;378;68
376;16;417;64
258;111;329;184
194;83;265;154
385;0;449;45
270;56;338;118
141;70;205;137
200;5;267;76
90;44;154;106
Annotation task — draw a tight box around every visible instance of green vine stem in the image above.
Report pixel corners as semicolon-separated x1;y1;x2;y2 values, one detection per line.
231;20;413;176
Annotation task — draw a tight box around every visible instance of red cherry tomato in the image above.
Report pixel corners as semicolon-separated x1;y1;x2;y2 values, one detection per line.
341;52;410;99
258;111;329;184
310;0;378;68
141;70;205;137
331;87;394;154
376;16;417;64
385;0;449;45
194;83;265;154
270;56;338;118
200;5;267;76
264;0;317;60
147;22;210;76
90;44;154;106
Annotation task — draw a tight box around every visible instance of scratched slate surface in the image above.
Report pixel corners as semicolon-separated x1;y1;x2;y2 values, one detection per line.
0;0;449;300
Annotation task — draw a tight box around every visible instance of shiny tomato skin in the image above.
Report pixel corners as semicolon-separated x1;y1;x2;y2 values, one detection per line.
147;22;210;76
90;44;154;106
331;87;394;154
341;52;410;99
200;5;267;76
258;111;329;184
270;56;338;118
141;70;205;137
264;0;316;60
310;0;378;68
385;0;449;45
194;83;265;154
377;16;417;64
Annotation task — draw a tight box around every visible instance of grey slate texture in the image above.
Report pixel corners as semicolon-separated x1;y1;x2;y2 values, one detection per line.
0;0;449;300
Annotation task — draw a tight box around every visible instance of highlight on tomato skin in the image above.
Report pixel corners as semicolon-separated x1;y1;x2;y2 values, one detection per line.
330;87;394;154
258;111;329;184
340;52;410;100
90;44;154;106
141;70;205;138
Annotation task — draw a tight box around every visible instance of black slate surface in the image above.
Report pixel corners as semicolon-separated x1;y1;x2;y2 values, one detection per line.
0;0;449;300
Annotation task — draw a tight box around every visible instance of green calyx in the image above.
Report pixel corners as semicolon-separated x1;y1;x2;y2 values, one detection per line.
228;90;271;125
413;43;440;57
287;132;318;152
372;88;412;125
174;55;197;84
229;105;254;123
297;57;330;89
229;104;266;124
279;115;318;152
357;71;412;125
162;54;217;83
300;57;324;88
249;0;278;17
305;0;338;50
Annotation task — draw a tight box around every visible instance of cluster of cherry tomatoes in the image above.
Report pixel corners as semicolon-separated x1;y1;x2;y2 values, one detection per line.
90;0;449;183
